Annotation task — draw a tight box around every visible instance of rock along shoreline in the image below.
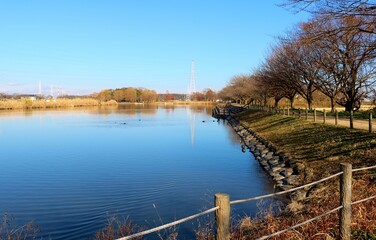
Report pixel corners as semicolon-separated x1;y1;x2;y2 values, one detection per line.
214;107;311;201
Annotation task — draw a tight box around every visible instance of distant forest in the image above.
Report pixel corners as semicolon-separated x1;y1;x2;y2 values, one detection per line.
96;87;217;102
0;87;218;103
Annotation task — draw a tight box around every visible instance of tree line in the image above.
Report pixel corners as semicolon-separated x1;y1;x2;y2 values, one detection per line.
219;0;375;114
97;87;218;103
97;88;158;103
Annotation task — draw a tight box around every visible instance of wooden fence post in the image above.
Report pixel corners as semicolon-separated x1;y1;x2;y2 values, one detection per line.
323;109;326;124
215;193;230;240
340;163;352;240
314;109;317;122
335;109;338;126
350;110;354;129
287;108;290;116
369;112;373;133
305;108;308;120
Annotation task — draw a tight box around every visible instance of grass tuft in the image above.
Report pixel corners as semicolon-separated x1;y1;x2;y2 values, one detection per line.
0;212;40;240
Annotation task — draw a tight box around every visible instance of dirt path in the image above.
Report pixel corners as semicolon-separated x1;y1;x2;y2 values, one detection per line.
238;104;375;133
299;113;374;132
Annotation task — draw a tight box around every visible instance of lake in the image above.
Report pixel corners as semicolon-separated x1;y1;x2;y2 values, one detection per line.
0;104;274;239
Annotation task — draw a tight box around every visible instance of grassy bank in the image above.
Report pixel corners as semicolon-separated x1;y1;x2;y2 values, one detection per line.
237;109;376;178
0;98;117;110
233;109;376;239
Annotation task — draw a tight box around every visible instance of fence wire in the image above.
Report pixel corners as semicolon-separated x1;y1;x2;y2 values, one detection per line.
352;195;376;205
230;172;343;205
352;165;376;172
255;206;343;240
117;207;219;240
118;164;376;240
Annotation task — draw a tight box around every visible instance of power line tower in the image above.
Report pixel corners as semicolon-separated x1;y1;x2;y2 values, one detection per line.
186;60;196;101
38;81;42;96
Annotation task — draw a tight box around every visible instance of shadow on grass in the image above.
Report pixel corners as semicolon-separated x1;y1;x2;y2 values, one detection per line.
239;111;376;176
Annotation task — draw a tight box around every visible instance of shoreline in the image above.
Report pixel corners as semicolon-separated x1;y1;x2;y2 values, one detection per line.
213;104;376;201
219;114;308;202
0;99;216;111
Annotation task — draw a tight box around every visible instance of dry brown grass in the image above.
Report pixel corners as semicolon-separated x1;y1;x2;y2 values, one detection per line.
101;100;118;106
94;216;143;240
230;174;376;239
0;212;40;240
0;98;118;110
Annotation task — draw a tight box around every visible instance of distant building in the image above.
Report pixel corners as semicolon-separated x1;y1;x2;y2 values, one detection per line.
19;94;41;101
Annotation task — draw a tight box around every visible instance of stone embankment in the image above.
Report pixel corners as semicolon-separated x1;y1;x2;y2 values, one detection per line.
212;105;246;118
226;116;303;190
213;105;310;200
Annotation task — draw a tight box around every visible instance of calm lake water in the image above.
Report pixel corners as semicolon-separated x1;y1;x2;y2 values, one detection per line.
0;104;274;240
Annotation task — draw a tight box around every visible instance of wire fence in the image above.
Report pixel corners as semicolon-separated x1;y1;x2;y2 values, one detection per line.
246;104;374;133
117;163;376;240
117;207;219;240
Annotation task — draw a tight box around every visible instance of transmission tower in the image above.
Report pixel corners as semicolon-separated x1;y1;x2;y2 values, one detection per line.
38;81;42;96
186;60;196;101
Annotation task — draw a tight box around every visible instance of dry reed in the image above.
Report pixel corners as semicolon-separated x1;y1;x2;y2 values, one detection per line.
0;98;118;110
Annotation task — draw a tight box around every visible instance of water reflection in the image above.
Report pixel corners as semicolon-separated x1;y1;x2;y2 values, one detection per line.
0;103;214;118
0;104;273;240
117;103;158;116
221;120;243;145
187;107;196;145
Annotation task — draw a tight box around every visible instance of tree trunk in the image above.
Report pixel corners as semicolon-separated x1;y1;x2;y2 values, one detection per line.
263;97;267;106
274;97;281;108
330;97;335;113
307;98;312;110
289;97;295;108
345;102;352;112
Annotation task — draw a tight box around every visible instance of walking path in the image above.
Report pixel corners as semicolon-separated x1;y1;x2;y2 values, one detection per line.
304;114;375;133
233;104;375;133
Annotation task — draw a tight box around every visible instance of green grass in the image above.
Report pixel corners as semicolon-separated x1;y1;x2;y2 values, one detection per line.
237;109;376;179
232;109;376;239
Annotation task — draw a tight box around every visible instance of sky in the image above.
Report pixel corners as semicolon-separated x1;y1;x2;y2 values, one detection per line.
0;1;308;95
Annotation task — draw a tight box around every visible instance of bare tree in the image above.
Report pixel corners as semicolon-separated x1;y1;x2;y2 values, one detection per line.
203;88;217;102
217;87;230;102
299;20;343;112
123;88;137;102
268;36;318;109
306;16;375;113
97;89;113;102
229;75;256;104
164;91;175;101
259;48;298;108
191;92;205;101
139;89;157;102
371;88;376;105
113;88;127;102
218;75;256;104
283;0;376;34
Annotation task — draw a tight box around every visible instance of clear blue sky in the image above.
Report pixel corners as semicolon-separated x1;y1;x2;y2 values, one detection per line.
0;0;308;95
